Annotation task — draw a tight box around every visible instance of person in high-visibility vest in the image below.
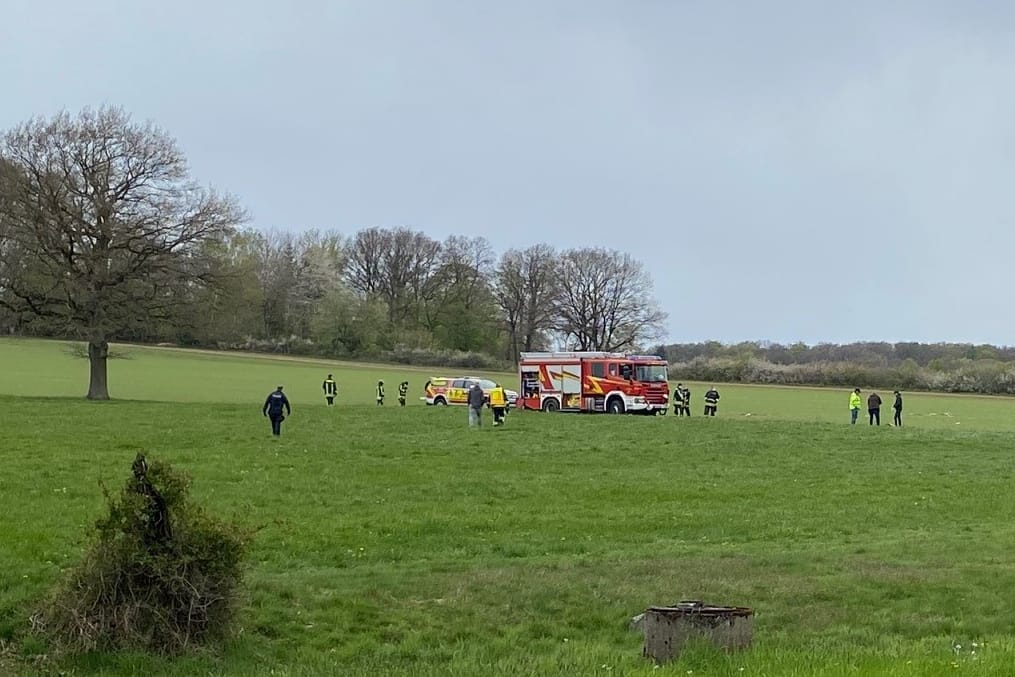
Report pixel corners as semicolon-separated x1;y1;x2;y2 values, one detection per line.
489;383;508;426
322;374;337;406
398;381;409;407
703;387;720;416
849;388;862;425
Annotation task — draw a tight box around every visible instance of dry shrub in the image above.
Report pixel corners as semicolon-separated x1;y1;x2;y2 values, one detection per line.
35;455;250;654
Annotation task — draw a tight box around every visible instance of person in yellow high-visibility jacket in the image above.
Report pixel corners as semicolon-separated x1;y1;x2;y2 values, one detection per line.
848;388;862;425
489;384;508;426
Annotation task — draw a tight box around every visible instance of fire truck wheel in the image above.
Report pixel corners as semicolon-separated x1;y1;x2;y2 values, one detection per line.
606;397;625;414
434;396;447;406
541;398;560;412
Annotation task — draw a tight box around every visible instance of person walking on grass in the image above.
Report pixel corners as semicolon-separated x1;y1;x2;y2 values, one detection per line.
322;374;337;406
489;383;508;426
680;385;691;416
893;390;903;427
868;391;882;426
398;381;409;407
467;381;484;427
849;388;862;424
376;380;385;405
262;385;291;437
673;384;684;416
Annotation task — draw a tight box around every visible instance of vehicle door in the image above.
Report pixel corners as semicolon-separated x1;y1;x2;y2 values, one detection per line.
450;379;469;404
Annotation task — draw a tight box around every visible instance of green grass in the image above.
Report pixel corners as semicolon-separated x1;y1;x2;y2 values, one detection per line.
3;338;1015;675
0;337;513;406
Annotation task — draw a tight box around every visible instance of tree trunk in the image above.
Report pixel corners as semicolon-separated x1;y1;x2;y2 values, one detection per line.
87;339;110;400
507;326;519;364
641;604;753;664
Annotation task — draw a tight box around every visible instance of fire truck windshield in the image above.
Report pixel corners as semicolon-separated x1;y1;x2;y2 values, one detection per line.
635;365;668;382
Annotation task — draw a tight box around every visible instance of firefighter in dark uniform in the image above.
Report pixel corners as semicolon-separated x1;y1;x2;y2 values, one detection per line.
322;374;337;406
703;386;720;416
398;381;409;407
262;385;291;437
376;380;385;405
681;386;692;416
673;384;684;416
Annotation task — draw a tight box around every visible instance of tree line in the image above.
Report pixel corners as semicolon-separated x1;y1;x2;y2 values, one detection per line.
0;106;666;398
653;340;1015;395
152;226;665;364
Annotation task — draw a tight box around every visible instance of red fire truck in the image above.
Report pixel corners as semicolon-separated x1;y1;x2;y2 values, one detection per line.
517;351;670;414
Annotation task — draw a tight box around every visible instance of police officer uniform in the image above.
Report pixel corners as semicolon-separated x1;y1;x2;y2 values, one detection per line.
262;386;291;436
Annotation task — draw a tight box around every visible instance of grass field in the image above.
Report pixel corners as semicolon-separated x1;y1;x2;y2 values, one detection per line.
3;338;1015;676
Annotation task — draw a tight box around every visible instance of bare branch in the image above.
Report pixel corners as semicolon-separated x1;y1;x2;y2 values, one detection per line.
553;247;667;352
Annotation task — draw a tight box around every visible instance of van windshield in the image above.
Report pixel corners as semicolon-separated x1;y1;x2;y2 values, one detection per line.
635;365;668;382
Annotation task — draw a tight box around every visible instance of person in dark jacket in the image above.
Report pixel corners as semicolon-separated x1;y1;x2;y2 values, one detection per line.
892;391;903;427
376;380;385;405
868;391;882;426
682;386;692;416
262;386;291;437
704;387;719;416
398;381;409;407
673;384;684;416
467;382;484;427
322;374;337;406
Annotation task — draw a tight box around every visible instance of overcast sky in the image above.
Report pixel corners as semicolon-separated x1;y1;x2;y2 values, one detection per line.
3;1;1013;346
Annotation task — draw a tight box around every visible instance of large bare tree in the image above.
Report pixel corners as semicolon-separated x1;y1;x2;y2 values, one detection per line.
380;227;442;325
553;247;666;352
494;244;560;361
345;227;387;296
0;106;244;399
345;226;443;326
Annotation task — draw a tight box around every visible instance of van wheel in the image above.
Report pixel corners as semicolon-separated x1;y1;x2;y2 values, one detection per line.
606;398;625;414
542;398;560;412
434;397;447;406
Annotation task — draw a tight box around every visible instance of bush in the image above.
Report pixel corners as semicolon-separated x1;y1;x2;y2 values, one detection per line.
380;346;509;370
35;455;250;654
217;335;316;355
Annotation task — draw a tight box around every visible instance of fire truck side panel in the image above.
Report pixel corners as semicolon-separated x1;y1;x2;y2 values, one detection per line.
518;351;668;414
534;361;579;409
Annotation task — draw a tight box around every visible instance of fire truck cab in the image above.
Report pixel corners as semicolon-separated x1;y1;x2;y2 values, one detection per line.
517;351;669;414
